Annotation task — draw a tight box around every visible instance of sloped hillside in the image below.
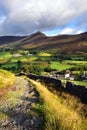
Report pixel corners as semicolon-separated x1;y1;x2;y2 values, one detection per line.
0;31;87;54
0;36;25;45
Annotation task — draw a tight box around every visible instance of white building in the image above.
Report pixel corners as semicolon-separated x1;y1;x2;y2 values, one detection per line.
65;73;70;79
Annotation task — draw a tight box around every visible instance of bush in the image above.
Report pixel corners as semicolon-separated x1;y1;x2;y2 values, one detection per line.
44;67;52;72
22;65;43;75
29;65;43;75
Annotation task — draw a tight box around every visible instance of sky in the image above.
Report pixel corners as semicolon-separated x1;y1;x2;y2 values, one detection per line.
0;0;87;36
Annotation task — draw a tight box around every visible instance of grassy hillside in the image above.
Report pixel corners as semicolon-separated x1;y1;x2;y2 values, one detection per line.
0;31;87;54
29;79;87;130
0;69;15;89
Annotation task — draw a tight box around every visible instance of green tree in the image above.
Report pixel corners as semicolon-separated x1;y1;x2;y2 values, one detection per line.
17;60;22;71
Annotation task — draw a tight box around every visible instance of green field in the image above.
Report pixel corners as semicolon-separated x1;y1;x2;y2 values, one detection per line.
63;60;87;65
0;50;87;86
0;52;12;59
73;81;87;86
38;52;51;56
50;61;73;71
61;79;87;87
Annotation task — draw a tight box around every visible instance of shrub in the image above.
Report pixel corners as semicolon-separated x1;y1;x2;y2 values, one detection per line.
44;67;52;72
22;65;43;75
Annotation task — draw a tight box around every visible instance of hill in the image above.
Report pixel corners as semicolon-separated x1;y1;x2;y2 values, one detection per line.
0;31;87;54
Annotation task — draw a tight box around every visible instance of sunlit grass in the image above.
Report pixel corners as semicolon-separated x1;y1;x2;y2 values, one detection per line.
0;69;16;121
10;56;37;62
0;52;12;60
2;77;26;107
63;60;87;65
38;52;51;56
29;79;87;130
0;69;15;89
50;61;72;71
72;81;87;86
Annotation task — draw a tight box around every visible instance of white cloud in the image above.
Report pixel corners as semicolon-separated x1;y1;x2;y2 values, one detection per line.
0;0;87;35
75;30;83;34
60;27;84;35
60;28;74;34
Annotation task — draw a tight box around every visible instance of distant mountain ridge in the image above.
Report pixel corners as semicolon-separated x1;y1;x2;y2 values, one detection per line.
0;31;87;54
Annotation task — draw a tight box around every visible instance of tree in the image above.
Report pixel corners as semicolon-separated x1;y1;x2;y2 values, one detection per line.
17;60;22;71
28;65;43;75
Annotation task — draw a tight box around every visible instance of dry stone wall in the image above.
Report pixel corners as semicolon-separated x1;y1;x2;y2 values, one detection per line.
22;73;87;104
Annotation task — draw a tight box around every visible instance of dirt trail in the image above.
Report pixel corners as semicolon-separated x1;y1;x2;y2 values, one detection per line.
0;76;43;130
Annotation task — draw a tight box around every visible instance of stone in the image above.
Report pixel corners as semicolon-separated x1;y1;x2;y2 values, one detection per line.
30;119;34;125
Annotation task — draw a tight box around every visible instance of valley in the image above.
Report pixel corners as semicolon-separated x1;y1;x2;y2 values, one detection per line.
0;49;87;86
0;32;87;130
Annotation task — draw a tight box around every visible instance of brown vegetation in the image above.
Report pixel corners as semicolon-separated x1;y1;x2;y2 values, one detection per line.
0;31;87;54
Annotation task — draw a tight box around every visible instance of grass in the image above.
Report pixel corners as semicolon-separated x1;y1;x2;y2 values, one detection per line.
63;60;87;65
1;62;17;68
29;79;87;130
0;69;15;89
0;52;12;64
50;61;72;71
0;69;15;121
11;56;27;62
2;77;26;107
10;55;37;62
61;79;87;87
0;52;12;60
0;76;28;121
38;52;51;57
72;81;87;86
0;59;9;64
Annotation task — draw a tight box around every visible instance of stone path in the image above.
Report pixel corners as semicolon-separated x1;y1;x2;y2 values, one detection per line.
0;76;43;130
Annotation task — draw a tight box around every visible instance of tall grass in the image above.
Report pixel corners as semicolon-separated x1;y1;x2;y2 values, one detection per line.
0;69;15;89
29;79;87;130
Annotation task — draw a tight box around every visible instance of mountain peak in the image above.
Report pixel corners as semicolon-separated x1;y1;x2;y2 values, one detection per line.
31;31;46;37
35;31;42;34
